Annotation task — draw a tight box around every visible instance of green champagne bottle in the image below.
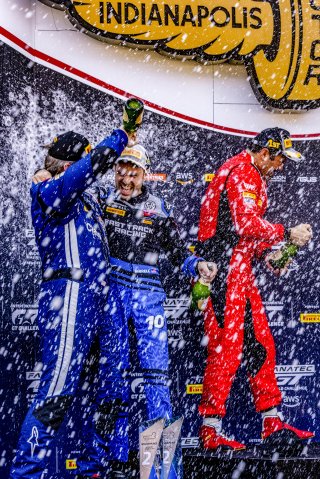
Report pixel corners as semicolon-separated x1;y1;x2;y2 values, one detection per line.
123;98;144;133
191;278;211;311
269;243;299;270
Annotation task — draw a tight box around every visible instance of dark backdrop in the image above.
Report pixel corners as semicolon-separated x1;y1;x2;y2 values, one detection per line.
0;43;319;477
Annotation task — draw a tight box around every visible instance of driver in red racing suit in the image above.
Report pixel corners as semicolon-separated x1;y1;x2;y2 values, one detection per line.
196;128;314;450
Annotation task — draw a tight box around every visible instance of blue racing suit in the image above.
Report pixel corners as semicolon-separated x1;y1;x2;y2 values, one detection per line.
10;129;128;479
91;185;203;462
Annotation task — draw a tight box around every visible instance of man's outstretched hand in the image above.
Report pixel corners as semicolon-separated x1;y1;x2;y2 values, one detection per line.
32;169;52;184
289;224;312;247
197;261;218;283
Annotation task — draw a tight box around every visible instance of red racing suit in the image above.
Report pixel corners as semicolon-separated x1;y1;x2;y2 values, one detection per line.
197;150;285;417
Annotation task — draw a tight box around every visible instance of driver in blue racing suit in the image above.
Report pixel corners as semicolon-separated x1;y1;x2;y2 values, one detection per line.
91;144;217;473
10;127;130;479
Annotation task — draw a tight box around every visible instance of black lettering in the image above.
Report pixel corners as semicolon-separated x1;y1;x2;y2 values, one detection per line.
243;7;248;28
210;6;230;27
312;14;320;35
249;7;262;29
310;0;320;10
311;39;320;60
107;2;122;24
197;6;209;27
125;2;139;24
181;5;196;26
148;4;162;25
304;65;320;84
99;1;104;23
141;3;146;25
164;4;179;26
231;7;242;28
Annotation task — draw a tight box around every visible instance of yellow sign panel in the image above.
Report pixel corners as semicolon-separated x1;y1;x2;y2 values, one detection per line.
41;0;320;110
186;384;203;394
204;174;215;182
66;459;77;470
300;313;320;323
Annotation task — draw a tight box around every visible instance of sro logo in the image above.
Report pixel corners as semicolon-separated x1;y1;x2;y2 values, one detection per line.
41;0;320;110
12;306;38;332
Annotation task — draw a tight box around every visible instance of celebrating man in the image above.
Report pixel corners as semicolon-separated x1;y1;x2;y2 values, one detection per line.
91;144;217;474
196;128;313;450
10;127;130;479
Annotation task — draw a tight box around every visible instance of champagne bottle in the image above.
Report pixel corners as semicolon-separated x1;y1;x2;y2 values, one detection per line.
191;278;211;311
269;243;299;270
123;97;144;133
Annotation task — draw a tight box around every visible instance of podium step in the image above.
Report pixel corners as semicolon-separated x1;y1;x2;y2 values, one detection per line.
183;443;320;478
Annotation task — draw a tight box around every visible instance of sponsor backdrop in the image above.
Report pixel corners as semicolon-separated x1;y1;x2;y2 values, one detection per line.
0;42;320;477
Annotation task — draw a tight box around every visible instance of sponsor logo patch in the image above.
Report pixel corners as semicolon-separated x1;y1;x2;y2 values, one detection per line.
145;173;167;182
275;364;315;388
66;459;77;470
204;174;215;182
106;206;126;216
181;437;199;448
164;298;190;320
300;313;320;323
11;305;38;332
186;384;203;394
242;192;256;199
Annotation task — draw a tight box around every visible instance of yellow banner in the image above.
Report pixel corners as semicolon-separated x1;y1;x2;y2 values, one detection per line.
42;1;320;110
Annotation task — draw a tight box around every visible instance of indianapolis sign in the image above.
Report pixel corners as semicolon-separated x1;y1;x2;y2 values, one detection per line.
40;0;320;111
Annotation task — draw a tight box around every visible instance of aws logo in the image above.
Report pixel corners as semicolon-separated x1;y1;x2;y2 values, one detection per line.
176;172;194;185
40;0;320;111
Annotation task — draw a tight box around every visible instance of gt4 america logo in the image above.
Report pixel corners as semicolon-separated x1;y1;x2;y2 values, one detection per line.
40;0;320;111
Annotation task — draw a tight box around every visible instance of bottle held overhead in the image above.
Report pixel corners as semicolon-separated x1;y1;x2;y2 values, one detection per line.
123;97;144;133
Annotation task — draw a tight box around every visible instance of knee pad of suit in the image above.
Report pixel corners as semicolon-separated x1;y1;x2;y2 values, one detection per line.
32;395;73;430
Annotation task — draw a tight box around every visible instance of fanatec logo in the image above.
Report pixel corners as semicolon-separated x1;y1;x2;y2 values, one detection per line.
275;364;315;387
25;229;40;261
181;437;199;448
26;371;42;404
164;298;190;320
265;301;285;326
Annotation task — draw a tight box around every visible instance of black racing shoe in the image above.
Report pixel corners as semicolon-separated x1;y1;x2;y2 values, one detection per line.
107;461;130;479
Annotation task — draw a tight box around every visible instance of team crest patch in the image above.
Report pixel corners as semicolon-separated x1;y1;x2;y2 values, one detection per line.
144;200;157;211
